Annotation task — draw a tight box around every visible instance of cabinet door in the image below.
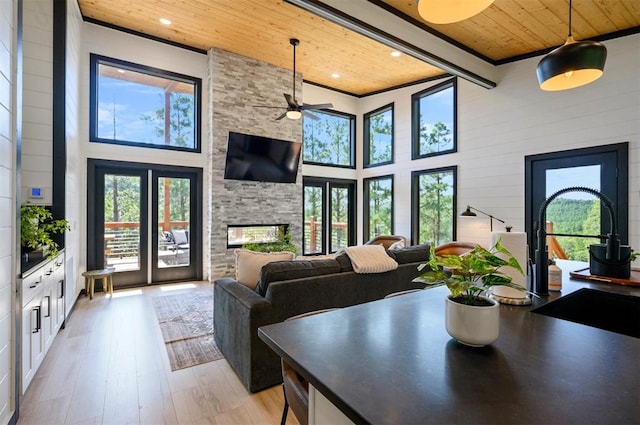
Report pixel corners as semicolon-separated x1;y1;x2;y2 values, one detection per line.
54;254;65;328
41;265;55;350
22;296;43;393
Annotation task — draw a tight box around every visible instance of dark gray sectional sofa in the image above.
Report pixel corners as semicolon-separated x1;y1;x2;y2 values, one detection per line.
213;243;431;392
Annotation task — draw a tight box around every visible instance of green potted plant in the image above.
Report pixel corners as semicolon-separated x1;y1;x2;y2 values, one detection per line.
242;227;297;255
21;204;69;260
417;238;526;346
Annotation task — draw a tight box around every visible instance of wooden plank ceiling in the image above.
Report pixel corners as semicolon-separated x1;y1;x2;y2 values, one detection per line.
77;0;639;96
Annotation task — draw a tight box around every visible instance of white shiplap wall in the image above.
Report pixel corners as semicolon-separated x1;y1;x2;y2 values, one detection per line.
303;34;639;251
0;0;16;423
64;0;83;313
21;0;53;205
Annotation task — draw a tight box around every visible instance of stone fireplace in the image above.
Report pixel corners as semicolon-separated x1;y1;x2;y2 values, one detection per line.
208;48;303;279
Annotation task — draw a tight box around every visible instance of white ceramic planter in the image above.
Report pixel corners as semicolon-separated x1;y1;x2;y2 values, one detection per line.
445;295;500;347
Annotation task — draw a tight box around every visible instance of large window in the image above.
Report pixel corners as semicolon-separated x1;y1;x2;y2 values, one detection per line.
303;110;355;168
412;166;457;246
363;104;394;167
89;54;201;152
412;79;456;159
303;178;356;255
363;175;394;241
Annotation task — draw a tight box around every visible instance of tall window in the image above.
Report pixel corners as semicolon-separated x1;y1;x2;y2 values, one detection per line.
364;175;394;241
412;79;456;159
412;166;457;246
364;104;394;167
303;178;356;255
303;110;355;168
89;54;201;152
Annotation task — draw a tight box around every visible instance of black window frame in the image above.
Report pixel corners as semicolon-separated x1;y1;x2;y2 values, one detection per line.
412;78;457;160
363;103;394;168
302;109;356;169
89;53;202;153
411;166;458;246
363;174;395;242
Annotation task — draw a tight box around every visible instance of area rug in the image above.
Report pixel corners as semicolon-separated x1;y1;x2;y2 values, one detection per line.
152;290;223;371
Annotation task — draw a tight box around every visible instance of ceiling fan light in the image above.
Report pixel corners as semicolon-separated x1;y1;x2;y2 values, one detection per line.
286;110;302;120
537;37;607;91
417;0;494;24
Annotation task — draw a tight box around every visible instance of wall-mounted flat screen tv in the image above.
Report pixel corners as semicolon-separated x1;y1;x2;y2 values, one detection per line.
224;132;301;183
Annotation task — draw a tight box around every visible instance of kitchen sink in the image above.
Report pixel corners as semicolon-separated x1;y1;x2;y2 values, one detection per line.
532;288;640;338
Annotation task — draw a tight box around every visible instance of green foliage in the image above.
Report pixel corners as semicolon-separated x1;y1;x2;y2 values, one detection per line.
368;109;392;164
367;178;392;239
141;92;194;148
417;238;526;306
21;204;70;259
419;120;452;155
546;198;600;261
242;228;297;255
418;170;453;245
303;112;351;166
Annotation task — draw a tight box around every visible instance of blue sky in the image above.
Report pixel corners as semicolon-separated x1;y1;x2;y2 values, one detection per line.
546;165;601;200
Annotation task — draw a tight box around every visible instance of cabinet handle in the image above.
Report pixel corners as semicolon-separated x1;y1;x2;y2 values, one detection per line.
59;280;64;298
32;306;41;333
44;296;51;318
29;284;37;289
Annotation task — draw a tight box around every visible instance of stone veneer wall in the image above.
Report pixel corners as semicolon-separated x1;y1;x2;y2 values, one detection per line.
208;48;303;279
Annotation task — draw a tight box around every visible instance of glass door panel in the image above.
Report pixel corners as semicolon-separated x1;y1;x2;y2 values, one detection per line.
157;176;191;269
104;174;142;272
545;165;601;261
304;185;324;255
151;170;199;283
330;186;350;252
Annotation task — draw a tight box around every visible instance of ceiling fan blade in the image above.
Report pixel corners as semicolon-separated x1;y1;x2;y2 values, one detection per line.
275;111;288;120
283;93;298;108
300;103;333;110
302;110;320;121
253;105;286;109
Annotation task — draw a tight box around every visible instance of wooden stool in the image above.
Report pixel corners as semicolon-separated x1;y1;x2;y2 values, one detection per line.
82;268;114;299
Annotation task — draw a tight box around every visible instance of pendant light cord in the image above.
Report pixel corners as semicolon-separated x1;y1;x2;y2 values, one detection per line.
568;0;572;37
292;42;296;102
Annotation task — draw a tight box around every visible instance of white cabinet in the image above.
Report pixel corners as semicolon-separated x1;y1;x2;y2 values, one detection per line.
20;251;65;393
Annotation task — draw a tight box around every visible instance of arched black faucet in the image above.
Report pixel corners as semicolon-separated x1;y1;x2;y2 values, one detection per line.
534;186;619;295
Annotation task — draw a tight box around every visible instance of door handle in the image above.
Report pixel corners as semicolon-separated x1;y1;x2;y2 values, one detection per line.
32;306;41;333
45;296;51;318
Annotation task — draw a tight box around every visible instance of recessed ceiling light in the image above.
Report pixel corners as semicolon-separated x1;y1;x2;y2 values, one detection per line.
391;51;402;57
117;69;126;73
159;17;172;25
331;73;340;78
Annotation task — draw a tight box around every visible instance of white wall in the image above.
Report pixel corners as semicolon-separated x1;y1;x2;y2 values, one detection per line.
0;0;16;422
303;34;639;251
79;23;209;281
21;0;52;205
65;0;83;310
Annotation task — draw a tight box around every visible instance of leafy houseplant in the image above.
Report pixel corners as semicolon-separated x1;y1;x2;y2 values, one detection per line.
21;204;70;260
418;238;525;306
418;238;526;347
242;227;297;255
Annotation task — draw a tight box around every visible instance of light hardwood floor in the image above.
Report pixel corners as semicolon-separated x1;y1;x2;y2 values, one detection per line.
17;282;299;425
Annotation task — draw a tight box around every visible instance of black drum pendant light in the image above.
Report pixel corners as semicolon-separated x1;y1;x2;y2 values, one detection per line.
537;0;607;91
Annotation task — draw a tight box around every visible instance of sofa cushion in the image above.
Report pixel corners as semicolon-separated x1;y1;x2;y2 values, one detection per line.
235;249;295;289
387;243;431;264
256;259;341;296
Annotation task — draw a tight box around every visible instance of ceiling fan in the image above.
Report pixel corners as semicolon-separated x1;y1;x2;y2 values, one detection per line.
257;38;333;121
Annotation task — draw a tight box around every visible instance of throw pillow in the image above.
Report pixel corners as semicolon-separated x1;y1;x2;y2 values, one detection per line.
235;249;295;289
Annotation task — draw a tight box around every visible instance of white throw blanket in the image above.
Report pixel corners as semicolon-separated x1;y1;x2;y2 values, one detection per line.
342;245;398;274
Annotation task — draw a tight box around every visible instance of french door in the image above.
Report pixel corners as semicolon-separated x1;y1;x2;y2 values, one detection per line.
525;143;628;263
88;160;202;287
303;177;356;255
